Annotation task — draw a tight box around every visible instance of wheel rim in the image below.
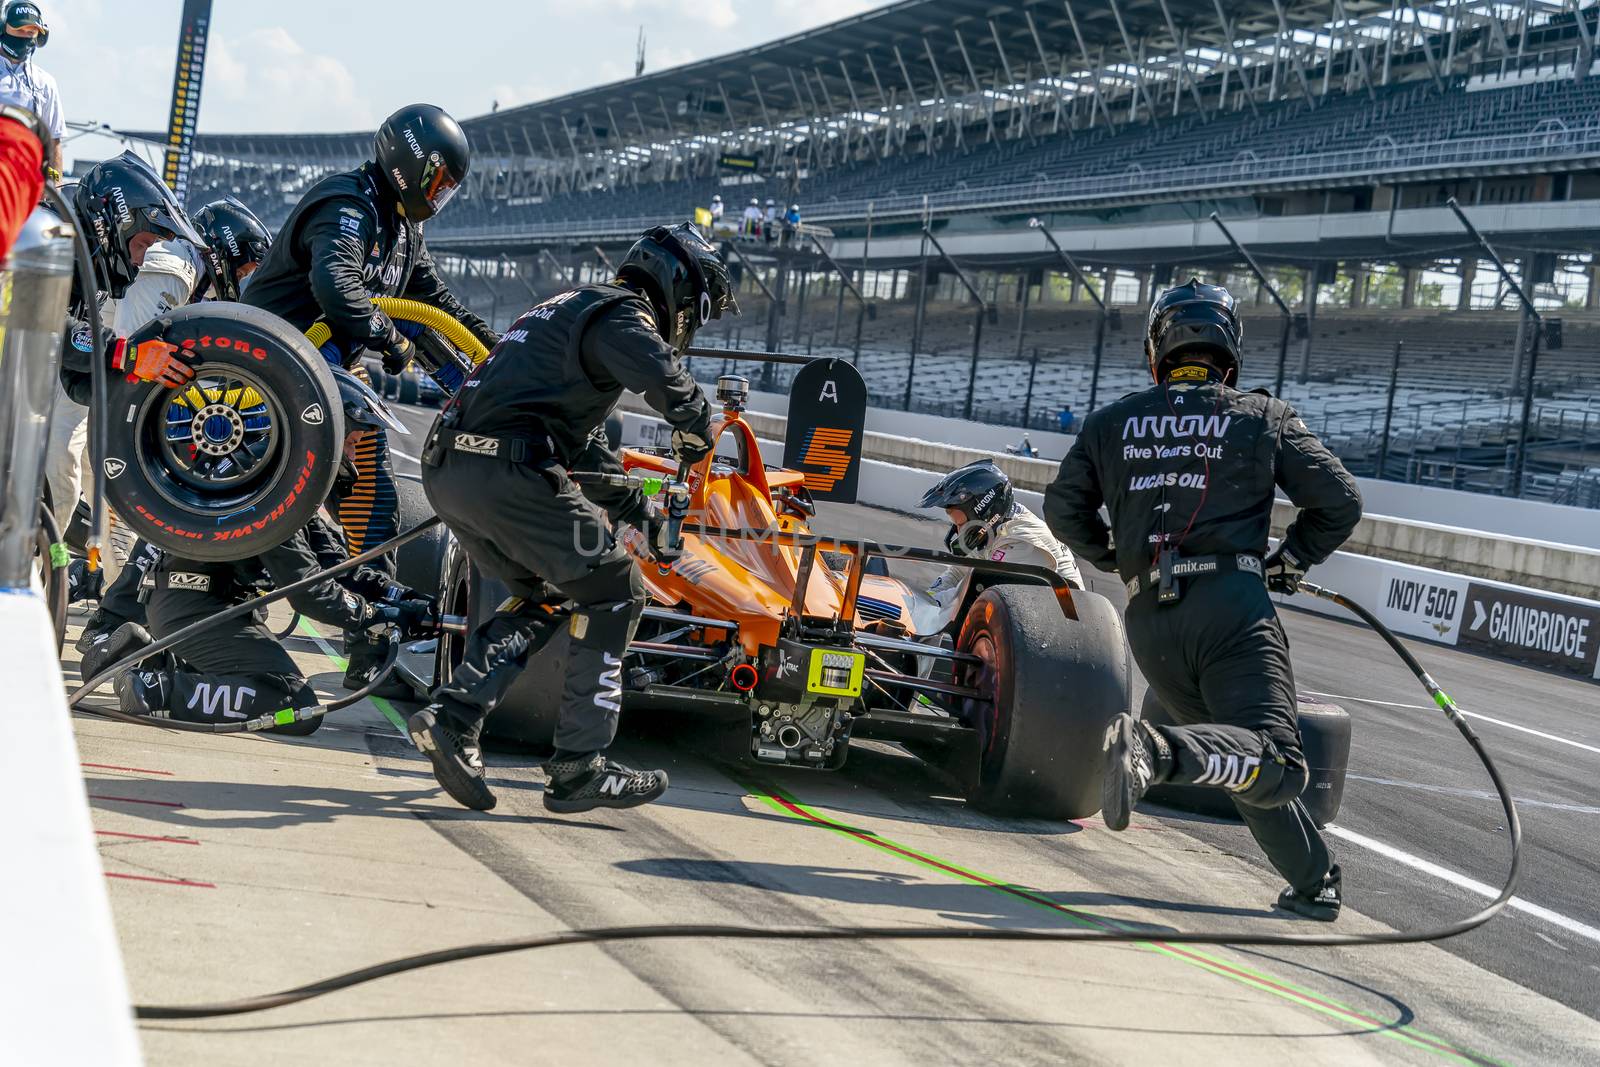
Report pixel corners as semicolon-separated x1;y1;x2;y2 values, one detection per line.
137;365;288;517
962;632;1002;757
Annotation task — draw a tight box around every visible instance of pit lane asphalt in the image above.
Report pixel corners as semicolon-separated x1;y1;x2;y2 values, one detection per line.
386;401;1599;1024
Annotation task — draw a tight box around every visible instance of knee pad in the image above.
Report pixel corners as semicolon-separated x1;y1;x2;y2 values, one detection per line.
1229;740;1311;810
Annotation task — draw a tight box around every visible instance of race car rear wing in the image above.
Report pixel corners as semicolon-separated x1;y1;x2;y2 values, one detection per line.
680;522;1080;623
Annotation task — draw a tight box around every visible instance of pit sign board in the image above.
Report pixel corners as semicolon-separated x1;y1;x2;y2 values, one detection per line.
1458;582;1600;679
783;359;866;504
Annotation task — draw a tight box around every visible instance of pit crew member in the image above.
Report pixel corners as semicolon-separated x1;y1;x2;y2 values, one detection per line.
410;222;735;814
243;103;497;690
1044;278;1362;922
45;153;209;596
76;193;276;665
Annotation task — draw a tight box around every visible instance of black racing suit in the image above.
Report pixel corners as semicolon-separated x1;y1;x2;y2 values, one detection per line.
244;161;494;668
421;283;712;756
141;516;400;728
1045;374;1362;893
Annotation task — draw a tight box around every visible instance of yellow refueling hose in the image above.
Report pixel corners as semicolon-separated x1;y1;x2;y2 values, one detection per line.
303;297;492;365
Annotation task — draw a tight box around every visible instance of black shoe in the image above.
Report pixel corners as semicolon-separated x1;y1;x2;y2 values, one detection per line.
80;622;152;681
343;633;384;690
408;707;496;811
1100;713;1171;831
1277;868;1342;922
542;753;668;814
74;610;117;654
114;669;169;717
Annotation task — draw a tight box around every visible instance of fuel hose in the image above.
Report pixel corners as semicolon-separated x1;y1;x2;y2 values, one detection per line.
121;580;1522;1020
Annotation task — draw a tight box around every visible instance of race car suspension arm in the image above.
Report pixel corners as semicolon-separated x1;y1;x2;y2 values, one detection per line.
679;522;1078;622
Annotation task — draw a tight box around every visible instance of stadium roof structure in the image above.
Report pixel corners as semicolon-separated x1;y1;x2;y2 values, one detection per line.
149;0;1477;170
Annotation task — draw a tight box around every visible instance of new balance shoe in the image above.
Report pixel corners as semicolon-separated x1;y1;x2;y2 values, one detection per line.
80;622;153;681
1100;713;1172;831
1276;866;1343;922
542;753;668;814
408;707;495;811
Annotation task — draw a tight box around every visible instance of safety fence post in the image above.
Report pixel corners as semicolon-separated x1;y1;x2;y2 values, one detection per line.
1376;341;1402;479
1022;347;1040;429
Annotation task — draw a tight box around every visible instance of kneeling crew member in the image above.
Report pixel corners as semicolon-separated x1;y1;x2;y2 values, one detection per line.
411;222;736;814
104;369;434;734
1044;279;1361;921
920;459;1083;610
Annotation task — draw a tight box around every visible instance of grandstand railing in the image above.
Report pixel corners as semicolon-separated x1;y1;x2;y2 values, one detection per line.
429;122;1600;241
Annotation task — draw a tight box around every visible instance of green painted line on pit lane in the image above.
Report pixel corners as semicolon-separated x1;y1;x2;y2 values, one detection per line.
295;617;408;733
744;780;1504;1067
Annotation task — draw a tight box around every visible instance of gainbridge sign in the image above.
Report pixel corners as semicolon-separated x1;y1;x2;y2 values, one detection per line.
783;359;866;504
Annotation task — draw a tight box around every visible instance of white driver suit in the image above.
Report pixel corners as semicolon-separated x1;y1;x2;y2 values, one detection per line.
928;502;1084;609
45;239;206;567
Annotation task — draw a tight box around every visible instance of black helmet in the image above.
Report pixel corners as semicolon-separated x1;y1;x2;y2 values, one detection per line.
75;152;206;297
2;2;48;61
617;222;739;351
373;104;470;221
920;460;1014;552
1145;278;1243;385
329;365;409;436
193;196;273;301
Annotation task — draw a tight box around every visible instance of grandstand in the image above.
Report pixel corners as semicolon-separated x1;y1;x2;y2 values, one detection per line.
155;0;1600;505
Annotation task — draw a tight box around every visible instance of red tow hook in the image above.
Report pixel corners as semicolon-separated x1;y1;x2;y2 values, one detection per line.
729;663;759;692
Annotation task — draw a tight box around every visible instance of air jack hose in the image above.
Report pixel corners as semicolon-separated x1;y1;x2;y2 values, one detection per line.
125;582;1523;1020
304;297;491;365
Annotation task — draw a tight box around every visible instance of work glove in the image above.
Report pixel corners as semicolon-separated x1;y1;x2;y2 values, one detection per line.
608;489;653;535
1263;544;1307;596
368;597;437;639
671;426;713;465
376;322;417;376
126;337;202;389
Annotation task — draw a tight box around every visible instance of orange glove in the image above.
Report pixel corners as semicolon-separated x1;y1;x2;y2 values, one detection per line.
128;339;200;389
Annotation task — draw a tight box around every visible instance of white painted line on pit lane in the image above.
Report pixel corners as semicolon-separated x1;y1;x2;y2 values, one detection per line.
1345;774;1600;815
1303;689;1600;756
1323;824;1600;947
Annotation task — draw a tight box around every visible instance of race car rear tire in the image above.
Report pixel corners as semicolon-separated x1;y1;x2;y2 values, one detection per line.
957;585;1130;820
1140;691;1352;828
393;475;447;596
435;544;566;750
102;304;343;563
398;372;420;406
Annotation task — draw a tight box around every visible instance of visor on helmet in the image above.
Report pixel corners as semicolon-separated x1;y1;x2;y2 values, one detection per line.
418;151;461;217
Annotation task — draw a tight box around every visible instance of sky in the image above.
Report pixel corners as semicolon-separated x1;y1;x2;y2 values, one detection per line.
42;0;880;157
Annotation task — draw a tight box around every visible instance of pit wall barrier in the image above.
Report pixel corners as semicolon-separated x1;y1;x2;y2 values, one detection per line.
1;593;142;1064
619;409;1600;685
621;392;1600;599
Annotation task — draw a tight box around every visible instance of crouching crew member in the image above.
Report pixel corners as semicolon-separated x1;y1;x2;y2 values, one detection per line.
920;459;1083;610
1044;279;1362;921
98;369;435;734
410;222;736;814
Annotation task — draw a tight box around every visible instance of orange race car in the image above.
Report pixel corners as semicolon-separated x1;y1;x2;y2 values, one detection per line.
395;370;1129;821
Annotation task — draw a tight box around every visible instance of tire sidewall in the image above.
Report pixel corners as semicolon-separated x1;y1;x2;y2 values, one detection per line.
103;304;343;562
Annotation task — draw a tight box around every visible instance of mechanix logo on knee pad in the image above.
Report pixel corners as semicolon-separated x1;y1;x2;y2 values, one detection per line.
1195;753;1261;791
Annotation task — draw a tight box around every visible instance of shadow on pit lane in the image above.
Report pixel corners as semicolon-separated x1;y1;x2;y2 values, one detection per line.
612;857;1288;930
143;1005;1412;1042
84;777;621;833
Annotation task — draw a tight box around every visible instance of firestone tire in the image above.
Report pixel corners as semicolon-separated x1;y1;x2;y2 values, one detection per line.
958;584;1130;820
102;304;343;563
36;504;68;653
